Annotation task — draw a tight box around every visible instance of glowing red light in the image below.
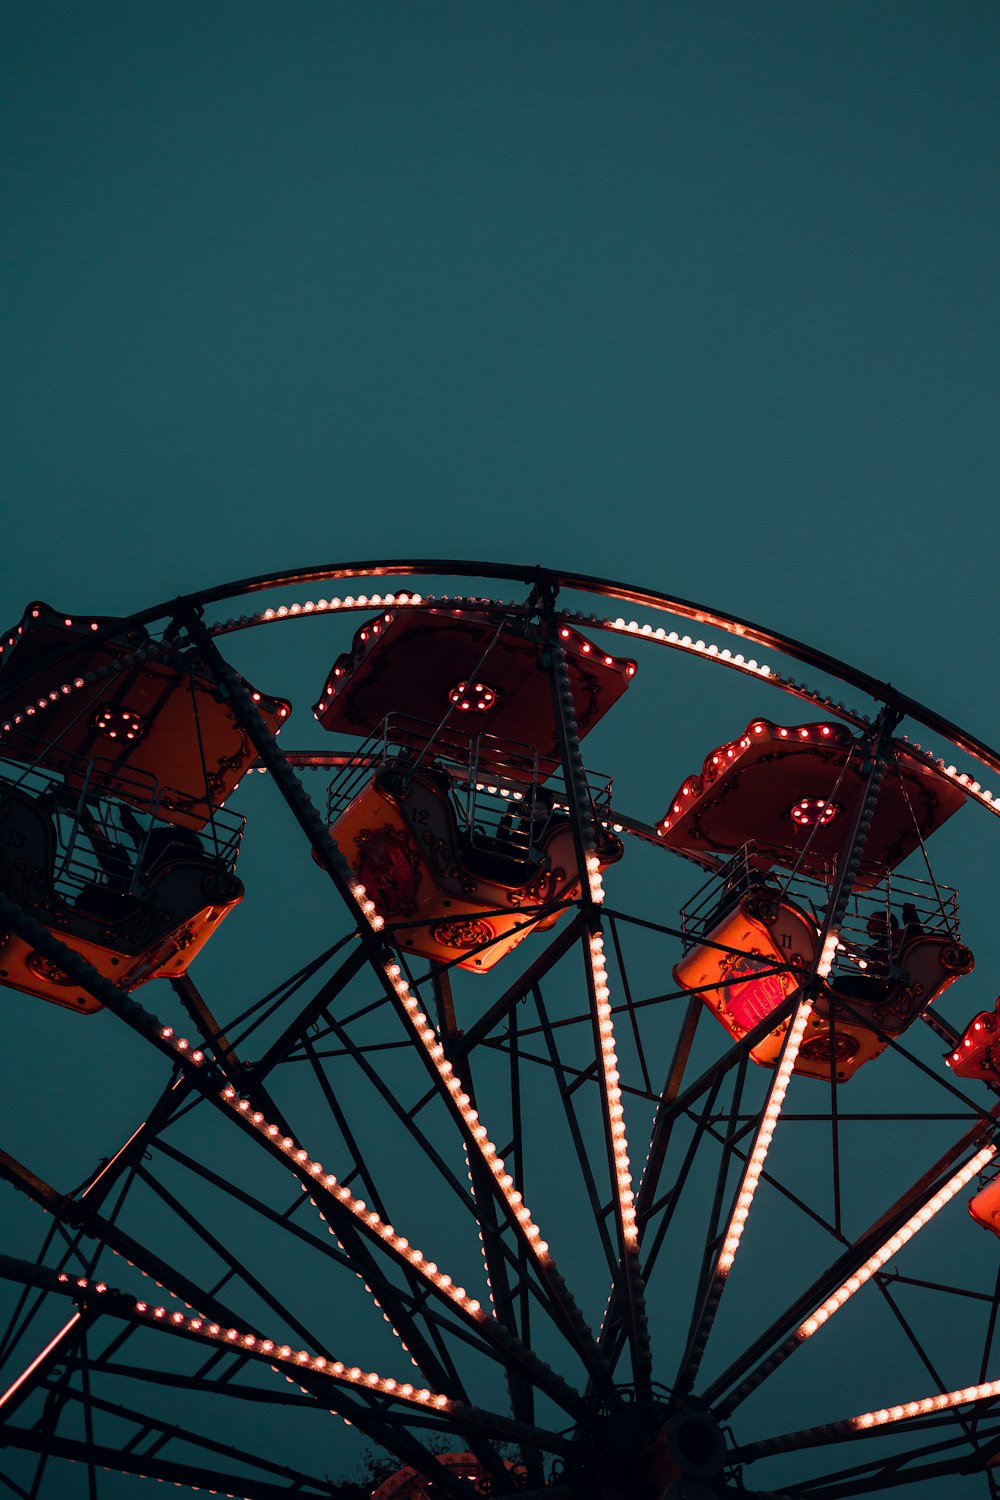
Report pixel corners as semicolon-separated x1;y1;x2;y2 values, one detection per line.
91;705;147;744
788;798;840;827
722;957;787;1030
448;681;498;712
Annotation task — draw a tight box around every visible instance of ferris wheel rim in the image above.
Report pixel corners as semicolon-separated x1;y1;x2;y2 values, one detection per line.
5;556;1000;808
1;568;998;1499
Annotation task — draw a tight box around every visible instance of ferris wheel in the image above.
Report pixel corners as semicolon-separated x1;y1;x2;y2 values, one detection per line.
1;560;1000;1500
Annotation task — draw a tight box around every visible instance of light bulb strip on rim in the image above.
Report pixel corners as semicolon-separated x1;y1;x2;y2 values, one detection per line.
897;735;1000;821
8;595;1000;827
558;610;871;730
213;593;1000;816
209;591;527;636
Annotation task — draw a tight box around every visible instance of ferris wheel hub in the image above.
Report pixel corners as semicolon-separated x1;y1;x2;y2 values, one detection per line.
660;1406;728;1483
560;1397;727;1498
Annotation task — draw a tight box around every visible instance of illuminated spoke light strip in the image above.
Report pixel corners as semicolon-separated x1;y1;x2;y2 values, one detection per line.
0;1312;82;1413
718;999;813;1275
299;1183;422;1371
288;812;555;1274
379;963;553;1265
815;931;841;981
854;1379;1000;1430
745;1374;1000;1460
56;1272;449;1411
464;1148;499;1317
218;1077;586;1414
220;1083;488;1316
590;931;637;1248
797;1144;996;1339
718;1141;999;1418
221;739;570;1316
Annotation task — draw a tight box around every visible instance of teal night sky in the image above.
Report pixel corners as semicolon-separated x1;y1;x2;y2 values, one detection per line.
2;6;1000;1499
3;5;998;721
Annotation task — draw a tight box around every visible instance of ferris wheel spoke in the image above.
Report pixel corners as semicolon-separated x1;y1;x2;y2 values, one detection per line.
187;623;611;1392
0;1254;544;1500
870;1278;1000;1483
739;1419;1000;1499
674;995;815;1397
703;1121;1000;1416
289;988;484;1213
428;977;545;1483
240;943;371;1080
736;1380;1000;1466
667;708;908;1398
127;1160;337;1354
18;1362;357;1499
2;1133;557;1442
0;1422;401;1500
0;899;473;1397
537;592;651;1396
288;991;569;1430
0;897;587;1416
530;981;618;1278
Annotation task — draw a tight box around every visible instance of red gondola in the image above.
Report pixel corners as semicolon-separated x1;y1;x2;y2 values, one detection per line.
329;756;622;972
969;1179;1000;1237
672;846;973;1081
0;601;290;829
0;749;244;1014
313;607;636;778
657;719;965;885
372;1451;524;1497
948;997;1000;1084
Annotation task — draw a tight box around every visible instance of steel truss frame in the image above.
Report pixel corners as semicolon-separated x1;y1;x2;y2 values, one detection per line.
2;561;1000;1500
